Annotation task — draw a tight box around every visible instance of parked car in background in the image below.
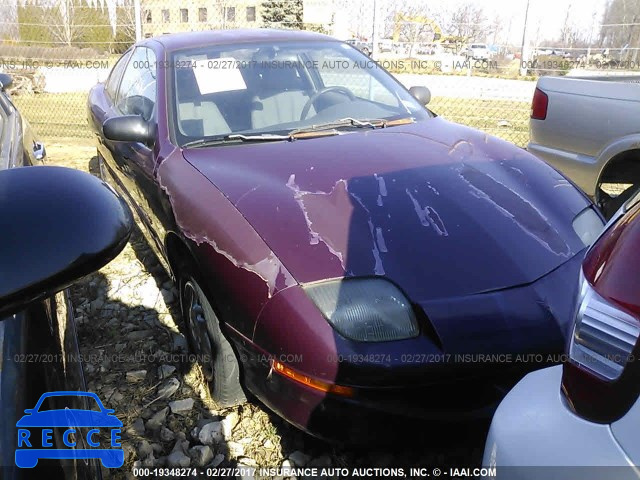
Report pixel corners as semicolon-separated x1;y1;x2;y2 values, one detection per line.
466;43;490;60
529;75;640;219
345;38;372;56
416;43;437;55
89;29;604;443
483;188;640;473
0;73;133;478
0;73;46;169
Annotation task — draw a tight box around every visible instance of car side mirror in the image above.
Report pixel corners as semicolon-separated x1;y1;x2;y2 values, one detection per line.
409;86;431;105
0;166;133;318
103;115;154;146
0;73;13;91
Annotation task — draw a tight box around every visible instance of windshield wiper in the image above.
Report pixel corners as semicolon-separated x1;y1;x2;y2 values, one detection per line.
289;118;380;135
183;131;343;148
289;117;415;136
182;133;290;148
182;117;416;148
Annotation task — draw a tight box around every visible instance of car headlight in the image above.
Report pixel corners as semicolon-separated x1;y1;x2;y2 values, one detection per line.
303;278;419;342
572;207;605;247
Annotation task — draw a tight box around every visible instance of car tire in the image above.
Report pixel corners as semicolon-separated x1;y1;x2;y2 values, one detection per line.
597;158;640;219
89;150;107;181
179;271;246;408
598;183;638;219
88;152;102;178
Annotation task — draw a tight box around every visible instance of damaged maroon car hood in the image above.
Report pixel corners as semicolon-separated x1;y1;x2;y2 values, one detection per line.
182;117;590;301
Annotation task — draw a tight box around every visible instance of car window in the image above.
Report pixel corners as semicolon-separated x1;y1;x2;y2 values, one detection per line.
105;49;132;101
307;47;398;109
116;47;157;121
171;41;430;146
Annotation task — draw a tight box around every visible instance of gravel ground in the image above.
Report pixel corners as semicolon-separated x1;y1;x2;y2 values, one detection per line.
45;139;487;479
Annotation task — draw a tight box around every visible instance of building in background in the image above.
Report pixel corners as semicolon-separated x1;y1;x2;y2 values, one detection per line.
140;0;262;37
139;0;358;40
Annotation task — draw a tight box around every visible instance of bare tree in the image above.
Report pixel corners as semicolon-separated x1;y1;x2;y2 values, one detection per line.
445;2;490;43
47;0;84;46
599;0;640;61
559;4;577;46
384;0;444;56
111;3;136;52
21;0;129;46
489;15;504;46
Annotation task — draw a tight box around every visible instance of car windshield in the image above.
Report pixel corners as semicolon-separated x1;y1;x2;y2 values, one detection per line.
170;40;430;147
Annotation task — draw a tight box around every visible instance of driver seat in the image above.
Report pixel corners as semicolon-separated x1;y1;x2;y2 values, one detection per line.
250;53;315;129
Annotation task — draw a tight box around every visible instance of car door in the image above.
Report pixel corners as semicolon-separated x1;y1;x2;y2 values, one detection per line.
92;48;132;179
104;47;166;254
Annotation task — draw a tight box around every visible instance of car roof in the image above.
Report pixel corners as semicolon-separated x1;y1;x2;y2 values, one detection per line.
143;28;337;52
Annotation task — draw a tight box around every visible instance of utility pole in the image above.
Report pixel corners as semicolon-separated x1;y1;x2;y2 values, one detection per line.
519;0;531;76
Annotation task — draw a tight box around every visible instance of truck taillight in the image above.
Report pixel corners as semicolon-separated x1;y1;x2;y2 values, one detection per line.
531;88;548;120
569;271;640;381
563;269;640;423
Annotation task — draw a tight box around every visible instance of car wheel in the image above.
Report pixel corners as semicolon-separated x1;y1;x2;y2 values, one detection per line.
597;157;640;219
88;152;102;179
179;273;246;408
98;155;107;180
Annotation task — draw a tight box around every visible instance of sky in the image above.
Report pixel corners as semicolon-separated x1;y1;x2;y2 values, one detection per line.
476;0;609;44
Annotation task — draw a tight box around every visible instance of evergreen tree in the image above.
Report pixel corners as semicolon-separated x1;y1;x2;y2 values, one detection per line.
261;1;304;29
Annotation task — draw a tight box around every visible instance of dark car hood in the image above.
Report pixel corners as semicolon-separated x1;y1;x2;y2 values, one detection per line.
183;118;590;301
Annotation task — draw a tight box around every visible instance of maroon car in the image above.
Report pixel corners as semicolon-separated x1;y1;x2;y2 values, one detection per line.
88;29;605;442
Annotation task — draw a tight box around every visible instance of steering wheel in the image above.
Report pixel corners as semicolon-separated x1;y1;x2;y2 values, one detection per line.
300;86;356;121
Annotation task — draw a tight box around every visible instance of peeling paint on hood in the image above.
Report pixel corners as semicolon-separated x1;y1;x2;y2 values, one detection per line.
157;155;295;298
182;117;591;301
406;189;449;237
458;163;570;256
374;173;387;207
285;174;387;276
285;174;349;268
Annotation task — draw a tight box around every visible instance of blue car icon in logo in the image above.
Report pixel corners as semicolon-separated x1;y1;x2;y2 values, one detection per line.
15;391;124;468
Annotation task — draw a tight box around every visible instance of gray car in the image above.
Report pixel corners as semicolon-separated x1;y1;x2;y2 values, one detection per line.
529;75;640;218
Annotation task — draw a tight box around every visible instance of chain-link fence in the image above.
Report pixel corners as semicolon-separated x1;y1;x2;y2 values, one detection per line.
1;0;638;146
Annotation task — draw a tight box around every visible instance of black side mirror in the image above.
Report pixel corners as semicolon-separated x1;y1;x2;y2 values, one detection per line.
0;166;133;318
103;115;154;145
409;86;431;105
0;73;13;91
